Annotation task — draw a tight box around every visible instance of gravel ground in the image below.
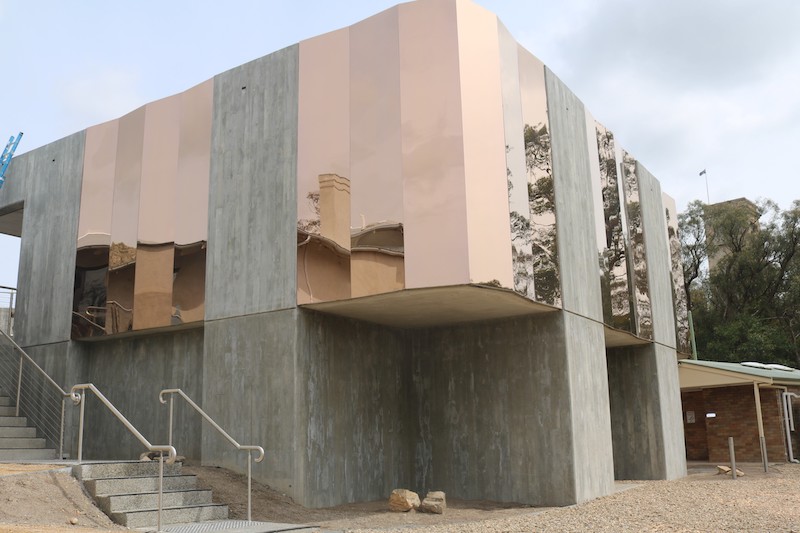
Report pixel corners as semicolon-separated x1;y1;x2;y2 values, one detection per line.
345;463;800;533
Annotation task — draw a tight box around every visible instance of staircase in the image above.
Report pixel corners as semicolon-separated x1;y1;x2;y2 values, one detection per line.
74;461;228;529
0;391;57;460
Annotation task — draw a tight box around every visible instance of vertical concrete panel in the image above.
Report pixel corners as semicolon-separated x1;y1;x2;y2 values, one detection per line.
456;0;513;287
207;46;299;320
299;310;414;507
15;133;85;347
544;69;603;321
637;165;677;347
80;328;204;460
414;313;587;506
0;152;29;211
399;0;470;288
203;311;300;498
563;312;615;502
607;344;686;480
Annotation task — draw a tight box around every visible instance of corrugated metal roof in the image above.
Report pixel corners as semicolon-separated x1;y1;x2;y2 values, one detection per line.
679;359;800;385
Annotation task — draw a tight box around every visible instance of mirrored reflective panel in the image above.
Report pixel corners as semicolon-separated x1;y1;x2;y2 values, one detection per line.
72;82;213;339
621;150;652;339
518;48;560;307
595;123;633;332
72;121;117;338
349;8;405;298
297;30;352;304
663;193;691;353
498;24;533;299
106;106;146;334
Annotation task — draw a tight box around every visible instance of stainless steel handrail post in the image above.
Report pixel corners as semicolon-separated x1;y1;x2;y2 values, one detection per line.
59;397;65;460
168;395;174;448
15;354;22;416
159;388;264;523
158;454;164;532
77;392;85;464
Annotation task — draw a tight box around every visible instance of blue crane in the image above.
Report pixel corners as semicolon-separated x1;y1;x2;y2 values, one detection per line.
0;132;23;190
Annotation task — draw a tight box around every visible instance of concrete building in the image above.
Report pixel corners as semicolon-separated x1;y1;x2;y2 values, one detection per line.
0;0;689;508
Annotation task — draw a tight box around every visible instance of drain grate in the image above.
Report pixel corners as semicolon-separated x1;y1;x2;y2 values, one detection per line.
159;520;318;533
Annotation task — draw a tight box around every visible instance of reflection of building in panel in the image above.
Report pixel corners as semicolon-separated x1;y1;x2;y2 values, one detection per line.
3;0;690;516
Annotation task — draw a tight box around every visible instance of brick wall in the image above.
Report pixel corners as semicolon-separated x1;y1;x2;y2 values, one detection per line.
702;385;786;463
681;391;708;460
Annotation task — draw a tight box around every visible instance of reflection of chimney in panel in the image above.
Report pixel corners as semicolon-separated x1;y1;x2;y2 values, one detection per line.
318;174;351;250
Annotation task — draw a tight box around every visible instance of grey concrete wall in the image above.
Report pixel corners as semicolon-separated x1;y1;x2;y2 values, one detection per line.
298;310;414;508
0;150;30;212
413;312;612;506
544;68;603;322
206;45;299;321
11;133;85;348
637;164;677;348
202;310;300;498
606;344;686;480
77;328;204;460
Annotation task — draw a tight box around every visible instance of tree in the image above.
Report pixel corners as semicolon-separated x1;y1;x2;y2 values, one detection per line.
679;198;800;366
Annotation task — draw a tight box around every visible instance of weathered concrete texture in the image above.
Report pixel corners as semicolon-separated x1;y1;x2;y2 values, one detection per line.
13;133;85;347
607;344;687;480
413;312;612;506
0;152;28;213
637;164;677;348
206;45;299;320
202;310;299;498
544;68;603;322
77;328;204;461
298;310;414;508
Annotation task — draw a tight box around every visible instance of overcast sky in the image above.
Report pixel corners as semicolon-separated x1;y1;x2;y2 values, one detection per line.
1;0;799;288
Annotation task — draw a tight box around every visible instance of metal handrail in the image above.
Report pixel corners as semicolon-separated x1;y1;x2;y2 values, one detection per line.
159;388;264;522
0;328;69;458
72;383;176;532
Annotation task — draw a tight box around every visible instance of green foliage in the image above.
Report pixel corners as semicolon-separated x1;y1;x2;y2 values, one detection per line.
680;199;800;366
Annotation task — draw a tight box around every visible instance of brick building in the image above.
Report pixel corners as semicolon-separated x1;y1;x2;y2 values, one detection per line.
679;360;800;463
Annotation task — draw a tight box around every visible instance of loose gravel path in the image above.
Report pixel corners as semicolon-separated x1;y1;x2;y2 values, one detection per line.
344;463;800;532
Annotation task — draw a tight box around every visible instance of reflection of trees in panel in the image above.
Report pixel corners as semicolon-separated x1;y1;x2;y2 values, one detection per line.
507;145;535;299
524;123;561;306
665;206;691;352
622;151;652;339
595;124;633;332
298;191;321;234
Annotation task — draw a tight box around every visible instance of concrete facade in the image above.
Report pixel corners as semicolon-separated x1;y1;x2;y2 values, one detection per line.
0;0;688;509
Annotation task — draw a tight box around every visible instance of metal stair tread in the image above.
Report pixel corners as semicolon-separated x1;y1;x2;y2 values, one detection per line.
114;503;227;514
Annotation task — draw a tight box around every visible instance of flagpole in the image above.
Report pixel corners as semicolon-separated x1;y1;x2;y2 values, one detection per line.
700;169;709;203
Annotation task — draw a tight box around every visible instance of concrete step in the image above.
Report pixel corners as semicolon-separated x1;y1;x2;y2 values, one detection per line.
0;448;57;460
85;475;199;497
112;503;228;529
0;396;12;407
0;406;16;416
0;426;36;438
74;460;183;481
0;416;27;427
96;489;213;514
0;437;47;449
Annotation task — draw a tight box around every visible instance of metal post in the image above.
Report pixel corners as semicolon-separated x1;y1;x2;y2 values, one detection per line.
248;450;252;522
158;454;163;533
77;394;85;464
168;395;174;448
5;291;12;335
753;383;768;472
728;437;737;480
59;398;65;460
688;310;698;360
15;354;22;416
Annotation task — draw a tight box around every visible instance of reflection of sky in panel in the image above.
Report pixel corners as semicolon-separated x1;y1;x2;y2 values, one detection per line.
110;107;145;255
78;121;117;248
585;111;606;255
297;29;350;229
138;95;179;246
176;80;213;246
349;8;403;229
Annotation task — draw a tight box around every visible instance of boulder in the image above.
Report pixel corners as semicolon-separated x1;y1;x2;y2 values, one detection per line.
388;489;420;512
419;490;446;514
